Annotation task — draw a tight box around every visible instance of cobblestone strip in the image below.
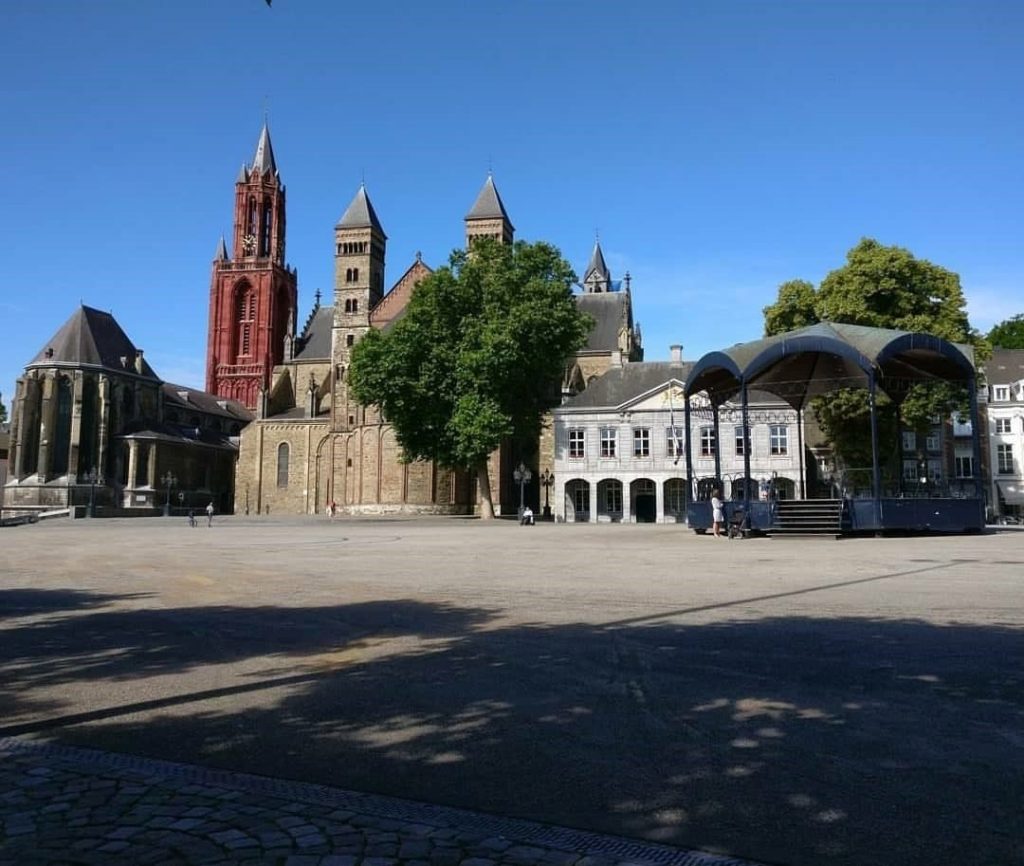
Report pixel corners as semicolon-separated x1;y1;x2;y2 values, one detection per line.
0;737;762;866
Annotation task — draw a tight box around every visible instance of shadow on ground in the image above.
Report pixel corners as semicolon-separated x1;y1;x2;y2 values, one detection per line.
1;587;1022;866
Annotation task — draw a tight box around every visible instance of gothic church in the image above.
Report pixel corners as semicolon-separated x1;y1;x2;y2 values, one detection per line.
207;125;642;516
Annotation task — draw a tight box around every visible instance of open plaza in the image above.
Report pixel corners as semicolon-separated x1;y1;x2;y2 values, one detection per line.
1;516;1022;866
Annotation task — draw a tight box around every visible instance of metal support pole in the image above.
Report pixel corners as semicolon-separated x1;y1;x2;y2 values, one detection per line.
968;375;984;523
741;382;751;507
712;403;722;488
684;395;693;504
869;374;882;528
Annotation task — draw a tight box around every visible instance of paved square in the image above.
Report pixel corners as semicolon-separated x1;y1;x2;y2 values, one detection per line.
1;517;1022;866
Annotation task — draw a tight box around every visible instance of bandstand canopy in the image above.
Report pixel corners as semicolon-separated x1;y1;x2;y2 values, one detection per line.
684;322;976;409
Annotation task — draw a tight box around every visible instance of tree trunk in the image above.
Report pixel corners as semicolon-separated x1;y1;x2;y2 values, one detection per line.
476;462;495;519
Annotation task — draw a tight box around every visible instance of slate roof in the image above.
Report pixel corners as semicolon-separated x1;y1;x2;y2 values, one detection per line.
27;306;159;379
986;348;1024;382
294;305;334;361
563;361;692;409
251;123;277;176
466;175;513;227
161;383;253;422
337;185;385;234
576;292;629;352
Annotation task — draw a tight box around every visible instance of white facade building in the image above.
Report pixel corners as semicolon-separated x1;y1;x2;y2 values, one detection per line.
552;354;805;523
985;349;1024;519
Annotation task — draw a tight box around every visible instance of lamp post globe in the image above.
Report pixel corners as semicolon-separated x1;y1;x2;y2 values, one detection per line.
85;468;99;519
539;468;554;520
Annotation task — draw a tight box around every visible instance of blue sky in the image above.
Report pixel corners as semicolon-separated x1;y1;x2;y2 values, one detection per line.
2;0;1022;408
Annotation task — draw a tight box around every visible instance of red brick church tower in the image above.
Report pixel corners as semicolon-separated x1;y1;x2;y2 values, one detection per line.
206;123;297;410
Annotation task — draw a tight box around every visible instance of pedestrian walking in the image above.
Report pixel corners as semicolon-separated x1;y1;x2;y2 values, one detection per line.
711;489;724;538
206;501;214;527
187;508;196;528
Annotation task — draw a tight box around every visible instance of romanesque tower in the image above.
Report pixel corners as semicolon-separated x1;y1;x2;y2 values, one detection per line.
206;123;298;410
581;239;611;293
465;175;514;247
332;184;386;429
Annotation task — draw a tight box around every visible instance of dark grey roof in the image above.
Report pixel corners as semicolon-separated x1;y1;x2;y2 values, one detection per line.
294;305;334;360
576;292;629;352
251;123;277;176
466;175;513;226
27;306;159;379
564;362;693;409
214;236;228;261
337;185;385;234
161;383;253;422
986;348;1024;381
583;241;610;283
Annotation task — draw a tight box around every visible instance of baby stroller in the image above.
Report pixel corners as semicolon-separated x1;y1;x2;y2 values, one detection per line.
727;505;749;539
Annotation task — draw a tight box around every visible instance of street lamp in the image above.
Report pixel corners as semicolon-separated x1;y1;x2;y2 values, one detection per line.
539;468;554;520
161;471;177;517
85;467;100;519
512;462;532;519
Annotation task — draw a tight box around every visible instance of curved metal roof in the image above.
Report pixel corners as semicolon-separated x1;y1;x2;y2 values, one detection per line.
685;322;975;408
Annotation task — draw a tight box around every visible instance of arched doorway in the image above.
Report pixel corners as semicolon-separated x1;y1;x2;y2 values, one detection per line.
631;478;656;523
564;479;590;523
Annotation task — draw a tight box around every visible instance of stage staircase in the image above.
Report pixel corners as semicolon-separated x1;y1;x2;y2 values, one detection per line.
769;498;846;538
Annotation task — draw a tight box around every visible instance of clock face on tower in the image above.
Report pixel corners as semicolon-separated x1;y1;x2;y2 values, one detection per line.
242;234;257;255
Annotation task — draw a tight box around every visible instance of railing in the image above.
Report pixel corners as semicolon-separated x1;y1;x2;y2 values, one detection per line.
826;467;982;500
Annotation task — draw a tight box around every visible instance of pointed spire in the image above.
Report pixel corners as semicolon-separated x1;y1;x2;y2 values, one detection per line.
251;122;277;176
585;240;610;282
337;184;385;234
466;174;512;224
236;163;249;183
214;236;229;261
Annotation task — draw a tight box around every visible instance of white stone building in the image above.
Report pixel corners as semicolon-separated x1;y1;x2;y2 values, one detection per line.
551;349;805;523
985;348;1024;520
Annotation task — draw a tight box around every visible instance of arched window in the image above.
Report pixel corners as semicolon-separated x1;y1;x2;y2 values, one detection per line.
351;299;358;313
277;442;289;488
248;197;258;238
352;267;359;282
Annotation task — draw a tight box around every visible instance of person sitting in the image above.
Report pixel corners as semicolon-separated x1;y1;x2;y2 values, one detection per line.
520;506;535;526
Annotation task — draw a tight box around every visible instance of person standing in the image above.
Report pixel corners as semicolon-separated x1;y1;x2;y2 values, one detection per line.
206;501;214;527
711;489;724;538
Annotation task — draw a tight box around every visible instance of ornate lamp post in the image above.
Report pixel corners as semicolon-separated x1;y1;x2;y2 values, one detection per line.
85;467;100;519
161;471;177;517
512;462;532;519
539;468;554;520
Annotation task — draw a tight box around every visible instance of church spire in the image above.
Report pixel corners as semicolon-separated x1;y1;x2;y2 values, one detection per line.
337;184;385;235
214;236;229;261
465;174;514;247
251;122;277;176
582;239;612;293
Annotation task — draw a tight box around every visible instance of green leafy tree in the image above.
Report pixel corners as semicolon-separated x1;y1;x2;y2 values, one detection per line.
349;238;591;518
762;239;988;476
988;314;1024;349
0;392;7;425
763;279;817;336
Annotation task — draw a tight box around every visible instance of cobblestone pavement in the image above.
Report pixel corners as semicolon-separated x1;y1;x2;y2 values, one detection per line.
0;738;760;866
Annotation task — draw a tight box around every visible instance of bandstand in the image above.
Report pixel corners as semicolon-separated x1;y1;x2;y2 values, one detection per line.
683;322;985;535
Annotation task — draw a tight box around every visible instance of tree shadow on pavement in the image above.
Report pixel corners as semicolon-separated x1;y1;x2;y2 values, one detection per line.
2;593;1023;866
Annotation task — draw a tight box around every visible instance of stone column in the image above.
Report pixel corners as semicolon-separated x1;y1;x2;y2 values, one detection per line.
146;442;157;488
622;480;632;523
36;374;56;481
11;378;26;478
97;376;110;481
655;479;664;524
588;479;598;523
67;371;84;481
126;440;139;491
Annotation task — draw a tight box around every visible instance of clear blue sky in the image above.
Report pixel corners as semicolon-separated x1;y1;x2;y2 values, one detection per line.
2;0;1022;408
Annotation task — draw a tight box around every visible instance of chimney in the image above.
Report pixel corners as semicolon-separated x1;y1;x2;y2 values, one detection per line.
670;344;683;363
134;350;144;373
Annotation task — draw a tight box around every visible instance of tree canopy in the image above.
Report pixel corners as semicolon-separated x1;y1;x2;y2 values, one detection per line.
762;239;987;475
988;314;1024;349
0;392;6;425
349;238;591;517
